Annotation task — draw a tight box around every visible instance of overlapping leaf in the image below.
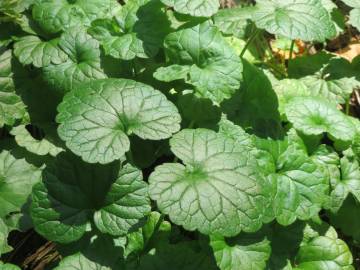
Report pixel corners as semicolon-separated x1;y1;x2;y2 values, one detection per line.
32;0;120;34
89;0;171;60
31;152;151;243
285;97;355;142
157;21;243;103
252;0;336;41
57;78;181;164
160;0;219;17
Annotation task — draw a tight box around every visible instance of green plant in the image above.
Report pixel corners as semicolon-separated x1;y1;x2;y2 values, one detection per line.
1;0;360;269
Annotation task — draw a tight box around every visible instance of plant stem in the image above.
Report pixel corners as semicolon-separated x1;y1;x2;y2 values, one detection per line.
240;28;260;58
346;99;350;115
289;40;295;61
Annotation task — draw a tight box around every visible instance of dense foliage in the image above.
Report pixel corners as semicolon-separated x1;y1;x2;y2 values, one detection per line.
1;0;360;269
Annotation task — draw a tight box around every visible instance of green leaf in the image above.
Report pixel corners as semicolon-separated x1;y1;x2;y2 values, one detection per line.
55;234;124;269
329;150;360;212
329;196;360;242
149;128;272;237
10;124;64;156
0;50;27;128
153;65;190;82
31;152;151;243
294;234;354;269
13;36;68;68
0;262;20;270
160;0;219;17
285;97;355;142
288;52;334;78
213;6;254;38
0;150;41;218
32;0;120;34
177;92;221;128
268;221;354;270
125;211;171;257
43;27;106;93
89;0;171;60
57;78;181;164
271;78;311;117
252;0;336;41
130;240;218;270
210;229;271;270
300;75;357;104
349;8;360;31
222;60;281;138
255;133;329;225
0;218;12;256
161;21;243;103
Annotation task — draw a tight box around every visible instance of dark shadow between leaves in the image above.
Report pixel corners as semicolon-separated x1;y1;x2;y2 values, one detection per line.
221;60;283;139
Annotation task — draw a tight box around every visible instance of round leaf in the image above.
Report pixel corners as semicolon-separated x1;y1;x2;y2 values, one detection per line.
252;0;336;41
57;78;181;164
149;129;272;237
160;0;219;17
285;97;355;141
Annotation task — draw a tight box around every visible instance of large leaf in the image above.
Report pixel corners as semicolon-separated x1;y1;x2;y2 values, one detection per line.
210;229;271;270
32;0;120;34
89;0;171;60
285;97;355;142
43;27;106;93
57;78;181;164
0;262;21;270
0;50;27;127
149;128;272;237
158;21;243;103
252;0;336;41
160;0;219;17
0;150;41;218
13;36;68;68
31;152;151;243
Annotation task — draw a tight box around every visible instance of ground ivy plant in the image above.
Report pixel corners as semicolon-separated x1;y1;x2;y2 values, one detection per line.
0;0;360;269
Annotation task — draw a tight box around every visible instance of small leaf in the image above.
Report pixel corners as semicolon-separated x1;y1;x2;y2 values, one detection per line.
210;229;271;270
13;36;68;68
213;6;254;38
10;124;64;157
57;78;181;164
43;27;106;93
160;0;219;17
0;150;41;218
153;65;190;82
252;0;336;41
0;50;27;128
89;0;171;60
285;96;355;142
149;128;272;237
329;150;360;211
55;234;124;269
0;218;12;256
162;21;243;103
